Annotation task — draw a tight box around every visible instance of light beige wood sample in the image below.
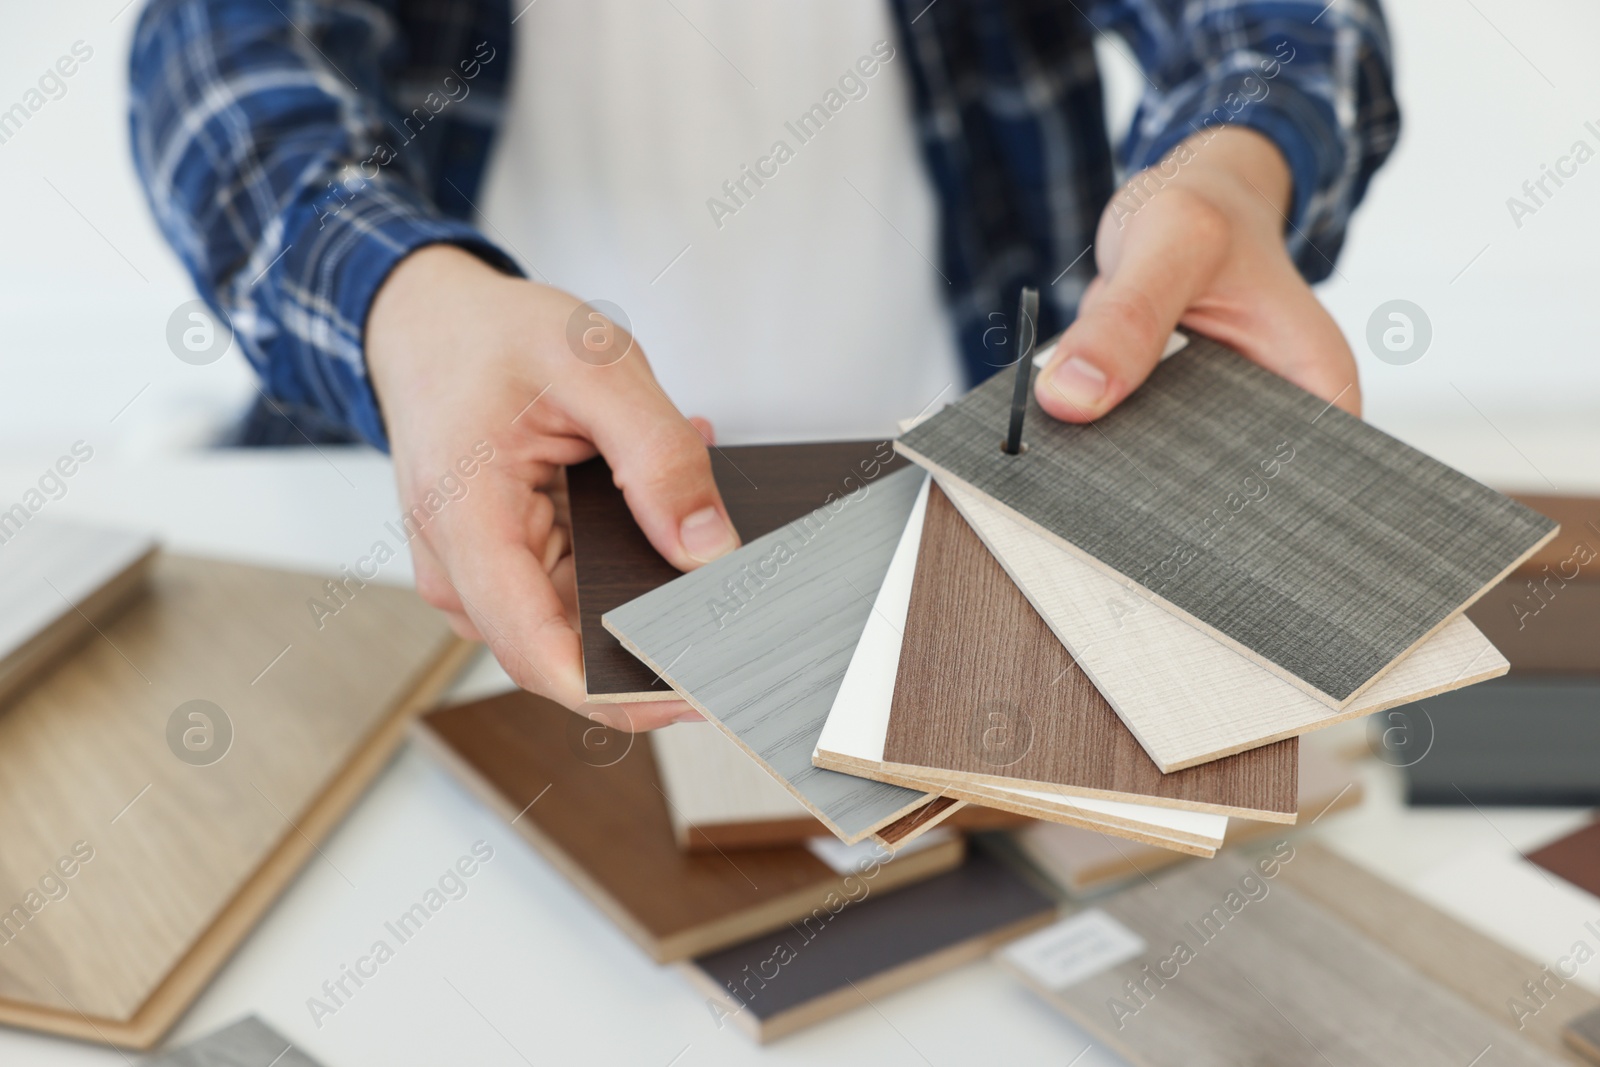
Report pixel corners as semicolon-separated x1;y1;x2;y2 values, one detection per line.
940;479;1510;771
0;554;470;1048
0;520;157;709
651;723;819;850
1279;845;1599;1065
1016;744;1361;895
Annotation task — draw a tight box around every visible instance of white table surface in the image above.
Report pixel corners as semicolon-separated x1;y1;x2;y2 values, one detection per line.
4;414;1599;1065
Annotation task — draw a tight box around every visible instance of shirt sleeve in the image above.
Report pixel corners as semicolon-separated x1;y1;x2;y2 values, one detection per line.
128;0;518;450
1086;0;1400;281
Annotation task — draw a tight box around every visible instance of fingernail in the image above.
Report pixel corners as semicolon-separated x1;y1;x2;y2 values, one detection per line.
672;709;703;724
680;506;738;563
1048;357;1108;411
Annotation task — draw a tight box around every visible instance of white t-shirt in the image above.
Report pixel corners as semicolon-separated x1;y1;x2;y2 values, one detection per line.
477;0;964;444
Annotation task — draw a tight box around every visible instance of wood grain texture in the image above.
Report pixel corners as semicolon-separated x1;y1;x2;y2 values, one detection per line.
413;690;963;964
603;466;938;843
1400;678;1600;806
898;330;1557;707
1017;744;1361;896
1004;853;1563;1067
1281;844;1599;1066
1469;578;1600;674
883;483;1299;821
1509;495;1600;580
570;441;906;700
942;478;1509;771
0;520;157;708
682;847;1055;1043
812;478;1225;854
143;1016;323;1066
0;554;469;1048
1526;821;1600;900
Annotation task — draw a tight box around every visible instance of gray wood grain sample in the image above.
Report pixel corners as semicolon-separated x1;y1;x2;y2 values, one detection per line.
898;331;1556;706
142;1016;323;1065
1028;854;1562;1067
604;467;931;841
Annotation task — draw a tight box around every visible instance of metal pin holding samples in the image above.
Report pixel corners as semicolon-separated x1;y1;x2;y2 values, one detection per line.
1003;287;1039;456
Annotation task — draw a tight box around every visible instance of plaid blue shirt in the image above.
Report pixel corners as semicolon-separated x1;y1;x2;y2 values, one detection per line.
130;0;1398;449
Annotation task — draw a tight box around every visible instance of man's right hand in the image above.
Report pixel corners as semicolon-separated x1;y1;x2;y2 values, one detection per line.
366;245;740;730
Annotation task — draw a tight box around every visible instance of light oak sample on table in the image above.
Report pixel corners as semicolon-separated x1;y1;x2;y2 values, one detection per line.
1279;844;1600;1066
413;691;964;964
0;553;470;1049
882;483;1299;821
1000;852;1563;1067
813;478;1227;854
898;330;1556;708
652;723;1022;853
0;519;157;708
941;478;1509;771
1016;745;1362;896
569;441;904;701
604;466;944;844
143;1015;323;1066
683;848;1055;1043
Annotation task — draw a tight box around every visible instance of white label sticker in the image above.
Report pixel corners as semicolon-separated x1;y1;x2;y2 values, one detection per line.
1000;908;1146;990
805;828;955;875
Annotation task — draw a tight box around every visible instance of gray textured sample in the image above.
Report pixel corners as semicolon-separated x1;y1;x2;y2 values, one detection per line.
604;466;928;840
898;332;1556;704
143;1017;323;1066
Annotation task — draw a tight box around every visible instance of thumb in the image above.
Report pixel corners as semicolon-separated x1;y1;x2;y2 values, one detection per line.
569;360;740;572
1037;193;1227;422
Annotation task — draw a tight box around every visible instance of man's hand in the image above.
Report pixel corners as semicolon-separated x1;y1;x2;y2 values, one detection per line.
1036;127;1359;421
367;245;740;730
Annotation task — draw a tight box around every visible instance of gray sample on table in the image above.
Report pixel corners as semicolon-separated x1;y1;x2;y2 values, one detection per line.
604;466;928;840
141;1016;323;1066
898;331;1555;705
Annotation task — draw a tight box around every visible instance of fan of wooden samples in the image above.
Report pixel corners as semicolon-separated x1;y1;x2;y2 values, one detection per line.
0;527;469;1048
599;330;1558;858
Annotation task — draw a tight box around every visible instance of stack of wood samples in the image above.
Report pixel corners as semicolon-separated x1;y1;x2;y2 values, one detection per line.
0;519;157;706
413;690;965;964
1000;844;1583;1066
0;554;470;1048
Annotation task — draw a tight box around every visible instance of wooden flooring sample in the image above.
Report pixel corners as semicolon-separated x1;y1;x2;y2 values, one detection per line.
898;330;1556;708
1526;821;1600;901
999;853;1562;1066
413;690;963;964
144;1016;323;1065
0;519;157;708
814;479;1228;854
1469;579;1600;674
683;847;1055;1043
1280;844;1600;1066
603;466;939;843
653;722;1023;852
0;554;470;1049
570;440;905;701
882;483;1298;821
942;478;1509;770
1017;744;1362;896
1401;678;1600;806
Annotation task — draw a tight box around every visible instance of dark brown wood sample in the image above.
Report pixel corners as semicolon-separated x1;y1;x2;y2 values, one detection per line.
412;690;963;963
683;847;1055;1042
883;483;1299;821
1468;579;1600;674
1526;821;1600;901
897;330;1557;707
569;441;905;700
1509;495;1600;580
